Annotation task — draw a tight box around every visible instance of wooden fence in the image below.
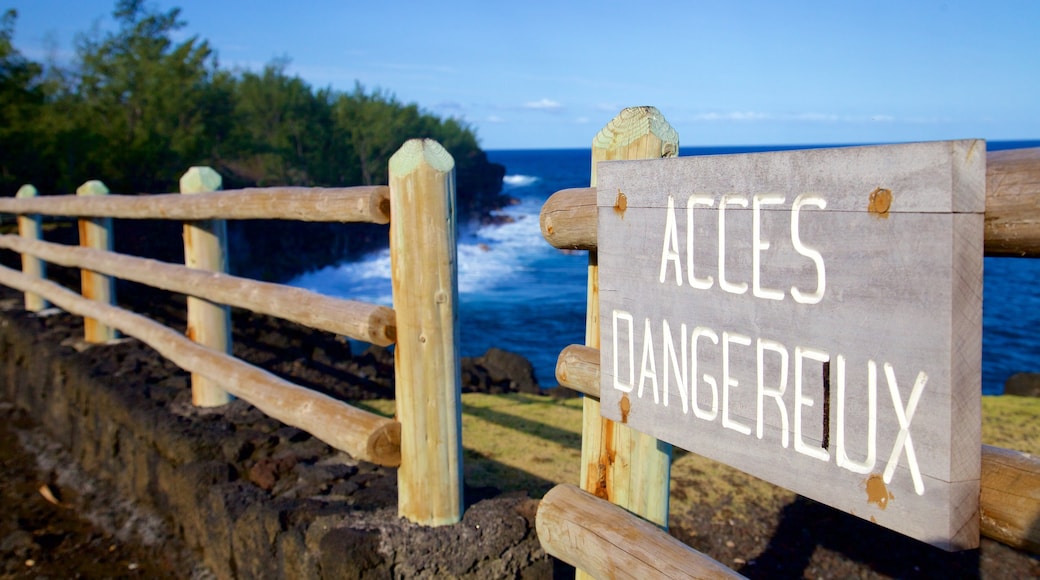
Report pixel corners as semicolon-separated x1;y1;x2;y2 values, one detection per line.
0;138;464;527
4;111;1040;576
535;107;1040;578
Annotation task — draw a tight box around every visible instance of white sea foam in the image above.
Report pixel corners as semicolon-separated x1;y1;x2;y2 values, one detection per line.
502;174;539;188
289;196;553;303
291;250;393;306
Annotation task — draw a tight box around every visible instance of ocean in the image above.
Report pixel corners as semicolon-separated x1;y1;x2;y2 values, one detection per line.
290;143;1040;395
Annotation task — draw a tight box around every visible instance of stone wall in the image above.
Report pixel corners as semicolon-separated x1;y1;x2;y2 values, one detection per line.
0;301;553;579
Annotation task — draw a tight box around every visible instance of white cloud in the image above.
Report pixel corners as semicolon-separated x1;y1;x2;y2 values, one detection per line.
522;98;564;111
486;115;505;124
792;113;840;122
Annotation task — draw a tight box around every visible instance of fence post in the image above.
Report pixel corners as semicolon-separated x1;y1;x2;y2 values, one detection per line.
389;139;463;526
15;185;48;312
180;166;232;407
580;107;677;539
76;180;117;342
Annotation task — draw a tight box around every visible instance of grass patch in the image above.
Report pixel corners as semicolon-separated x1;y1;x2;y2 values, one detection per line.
358;393;584;497
982;394;1040;455
359;392;1038;516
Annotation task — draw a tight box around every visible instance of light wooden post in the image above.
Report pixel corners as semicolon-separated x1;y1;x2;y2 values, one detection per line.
15;185;48;311
181;166;232;407
579;108;677;555
76;180;117;342
389;139;463;526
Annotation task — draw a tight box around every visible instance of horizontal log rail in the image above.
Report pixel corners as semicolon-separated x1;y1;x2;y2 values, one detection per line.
980;445;1040;553
540;148;1040;257
0;234;396;346
0;263;401;466
553;344;600;397
537;483;742;579
553;344;1040;553
0;185;391;224
1;147;462;527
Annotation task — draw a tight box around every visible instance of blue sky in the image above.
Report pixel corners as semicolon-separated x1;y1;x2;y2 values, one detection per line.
7;0;1040;150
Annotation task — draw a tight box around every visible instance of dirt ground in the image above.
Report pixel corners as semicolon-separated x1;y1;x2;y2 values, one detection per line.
0;402;209;579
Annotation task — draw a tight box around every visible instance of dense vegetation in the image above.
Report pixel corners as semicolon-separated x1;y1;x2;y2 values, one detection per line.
0;1;502;203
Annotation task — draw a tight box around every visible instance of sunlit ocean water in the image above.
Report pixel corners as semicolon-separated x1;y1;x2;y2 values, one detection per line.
291;143;1040;395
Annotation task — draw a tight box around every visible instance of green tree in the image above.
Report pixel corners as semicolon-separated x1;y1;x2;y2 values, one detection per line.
221;62;334;186
72;0;217;192
333;84;427;186
0;9;46;193
1;0;500;211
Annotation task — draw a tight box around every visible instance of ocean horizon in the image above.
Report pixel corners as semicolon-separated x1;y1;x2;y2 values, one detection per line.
291;141;1040;396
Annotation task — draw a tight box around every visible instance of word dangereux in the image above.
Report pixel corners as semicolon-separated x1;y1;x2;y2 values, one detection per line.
610;192;928;495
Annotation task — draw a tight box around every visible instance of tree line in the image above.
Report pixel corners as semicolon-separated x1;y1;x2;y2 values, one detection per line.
0;1;502;202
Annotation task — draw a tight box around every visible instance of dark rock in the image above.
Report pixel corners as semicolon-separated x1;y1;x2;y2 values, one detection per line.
460;363;491;393
319;528;390;579
0;285;554;577
1004;372;1040;397
0;529;36;558
468;347;540;394
248;455;299;491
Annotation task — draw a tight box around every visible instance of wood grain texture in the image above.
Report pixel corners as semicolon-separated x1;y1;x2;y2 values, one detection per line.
541;187;597;250
0;185;392;223
15;185;47;312
0;263;401;466
536;484;743;580
76;180;117;343
389;139;464;526
985;147;1040;256
181;167;233;407
578;108;677;570
596;141;984;550
546;351;1039;552
0;235;395;345
541;147;1040;256
555;344;600;397
980;445;1040;553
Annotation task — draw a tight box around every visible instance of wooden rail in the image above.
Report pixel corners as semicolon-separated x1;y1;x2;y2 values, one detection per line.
538;125;1040;567
537;484;741;579
1;145;462;526
0;263;401;466
0;185;392;223
548;344;1040;552
0;235;396;345
554;344;600;397
980;445;1040;553
541;147;1040;256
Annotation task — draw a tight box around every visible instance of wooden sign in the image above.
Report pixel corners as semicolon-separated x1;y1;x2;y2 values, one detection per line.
597;141;984;550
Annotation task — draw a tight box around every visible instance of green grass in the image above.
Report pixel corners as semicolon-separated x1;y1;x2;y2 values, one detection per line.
360;392;1038;514
982;394;1040;455
359;393;584;497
